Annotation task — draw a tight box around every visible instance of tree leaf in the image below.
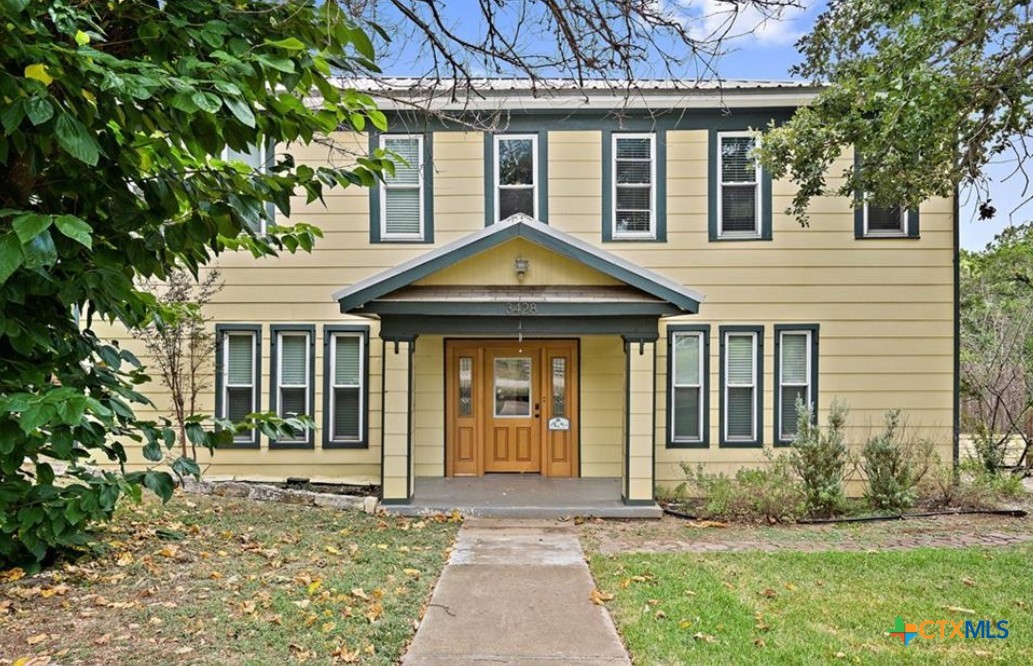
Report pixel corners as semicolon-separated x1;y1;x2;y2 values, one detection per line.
12;213;52;243
142;471;176;502
21;230;57;268
256;54;295;73
54;114;100;165
224;96;256;128
265;37;306;51
24;63;53;86
74;30;90;46
191;91;223;114
0;234;23;285
54;215;93;249
24;97;53;126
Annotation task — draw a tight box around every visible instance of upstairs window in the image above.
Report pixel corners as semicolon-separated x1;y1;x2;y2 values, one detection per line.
612;134;655;239
495;134;538;221
380;135;425;240
863;204;907;236
717;132;762;238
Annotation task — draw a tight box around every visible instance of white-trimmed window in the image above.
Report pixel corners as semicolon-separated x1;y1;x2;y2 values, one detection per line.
223;143;275;234
613;133;655;238
863;203;907;236
717;132;762;237
220;330;258;444
274;330;311;442
381;135;425;239
723;331;758;442
777;330;813;441
495;134;538;221
670;331;705;443
328;332;364;444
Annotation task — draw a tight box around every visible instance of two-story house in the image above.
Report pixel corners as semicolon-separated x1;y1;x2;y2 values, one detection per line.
117;79;958;511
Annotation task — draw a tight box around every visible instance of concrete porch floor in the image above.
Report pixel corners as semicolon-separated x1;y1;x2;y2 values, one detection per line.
383;476;662;519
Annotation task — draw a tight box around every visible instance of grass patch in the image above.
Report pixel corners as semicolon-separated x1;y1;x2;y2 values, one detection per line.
590;545;1032;664
1;493;458;665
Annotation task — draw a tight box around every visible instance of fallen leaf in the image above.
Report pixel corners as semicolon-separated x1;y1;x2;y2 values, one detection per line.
321;621;336;632
589;589;615;605
1;567;26;582
365;602;383;623
325;546;341;555
686;520;728;529
834;652;846;659
403;568;421;579
946;605;976;615
351;588;368;600
754;638;766;648
961;577;976;587
679;619;693;629
693;632;716;643
759;588;778;598
26;634;48;645
307;580;322;595
115;552;134;566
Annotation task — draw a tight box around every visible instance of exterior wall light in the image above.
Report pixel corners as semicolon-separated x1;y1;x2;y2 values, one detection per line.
514;257;529;281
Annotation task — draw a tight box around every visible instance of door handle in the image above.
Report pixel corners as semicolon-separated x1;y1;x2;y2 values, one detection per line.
533;402;540;419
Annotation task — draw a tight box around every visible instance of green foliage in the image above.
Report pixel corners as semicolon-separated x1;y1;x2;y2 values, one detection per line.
681;454;804;523
860;410;934;513
756;1;1033;223
788;399;849;518
0;0;389;568
960;223;1033;477
921;458;1027;510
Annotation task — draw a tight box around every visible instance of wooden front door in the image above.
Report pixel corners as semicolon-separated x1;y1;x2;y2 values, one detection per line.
446;339;578;477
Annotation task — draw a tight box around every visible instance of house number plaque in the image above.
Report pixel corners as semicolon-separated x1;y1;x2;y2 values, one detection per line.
505;302;538;315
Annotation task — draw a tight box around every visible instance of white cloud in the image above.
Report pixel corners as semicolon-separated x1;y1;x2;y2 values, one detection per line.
673;0;818;48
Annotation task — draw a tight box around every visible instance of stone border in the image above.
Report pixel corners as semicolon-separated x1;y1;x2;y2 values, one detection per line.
181;478;379;515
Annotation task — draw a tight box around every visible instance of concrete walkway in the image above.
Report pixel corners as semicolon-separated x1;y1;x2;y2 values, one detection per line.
403;519;631;665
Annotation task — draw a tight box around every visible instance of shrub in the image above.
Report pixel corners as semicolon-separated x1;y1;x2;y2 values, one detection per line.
919;458;1027;509
861;410;934;513
789;398;849;518
681;453;804;523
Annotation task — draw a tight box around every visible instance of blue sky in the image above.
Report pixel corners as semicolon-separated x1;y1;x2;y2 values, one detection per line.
375;0;1030;250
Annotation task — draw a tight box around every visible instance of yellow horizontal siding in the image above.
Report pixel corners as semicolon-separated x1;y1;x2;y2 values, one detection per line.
92;125;952;491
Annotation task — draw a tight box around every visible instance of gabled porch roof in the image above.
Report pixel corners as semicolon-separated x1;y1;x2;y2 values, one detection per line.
332;214;704;314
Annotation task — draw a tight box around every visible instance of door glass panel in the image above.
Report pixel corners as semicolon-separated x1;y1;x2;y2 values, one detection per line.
494;357;531;417
551;357;566;417
458;357;473;417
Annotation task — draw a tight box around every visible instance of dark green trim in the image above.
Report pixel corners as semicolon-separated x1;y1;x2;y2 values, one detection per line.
772;324;819;447
338;219;701;313
383;108;796;134
719;325;764;448
381;315;659;338
621;498;658;507
214;324;262;450
379;498;413;506
269;324;316;449
484;131;549;226
322;324;370;449
708;129;772;242
666;325;710;449
852;150;921;239
369;132;435;244
952;185;960;469
363;300;681;317
603;130;667;242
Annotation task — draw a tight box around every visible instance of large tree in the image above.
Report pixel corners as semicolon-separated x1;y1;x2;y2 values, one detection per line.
757;0;1033;223
0;0;390;568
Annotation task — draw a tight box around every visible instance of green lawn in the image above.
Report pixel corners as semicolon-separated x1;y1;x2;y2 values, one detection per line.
0;493;459;665
590;546;1032;665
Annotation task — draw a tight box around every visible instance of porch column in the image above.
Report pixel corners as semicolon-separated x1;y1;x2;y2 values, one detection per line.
381;338;415;503
622;336;657;504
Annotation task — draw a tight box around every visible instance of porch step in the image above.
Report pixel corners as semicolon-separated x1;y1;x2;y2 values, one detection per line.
383;503;662;519
381;476;662;519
